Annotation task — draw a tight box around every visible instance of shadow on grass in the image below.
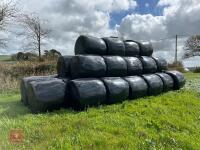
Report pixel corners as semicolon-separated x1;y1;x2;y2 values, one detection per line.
0;100;31;118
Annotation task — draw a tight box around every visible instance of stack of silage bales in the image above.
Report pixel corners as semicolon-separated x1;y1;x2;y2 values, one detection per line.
21;35;186;113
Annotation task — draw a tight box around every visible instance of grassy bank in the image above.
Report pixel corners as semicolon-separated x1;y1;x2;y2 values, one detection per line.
0;73;200;149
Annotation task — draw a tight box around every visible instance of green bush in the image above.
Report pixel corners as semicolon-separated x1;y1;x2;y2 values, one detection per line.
1;60;57;78
168;61;186;73
193;67;200;73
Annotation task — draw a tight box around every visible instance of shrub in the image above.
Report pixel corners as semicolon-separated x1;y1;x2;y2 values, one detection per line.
193;67;200;73
168;61;186;73
1;60;57;78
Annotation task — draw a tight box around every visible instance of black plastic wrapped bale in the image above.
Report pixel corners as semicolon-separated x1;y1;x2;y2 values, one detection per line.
57;56;73;77
75;35;107;55
103;56;127;77
20;76;55;106
138;41;153;56
155;73;174;92
69;78;106;109
27;79;67;113
140;56;158;74
102;37;125;55
142;74;164;95
124;76;148;99
101;77;129;104
165;71;186;90
124;40;140;56
70;55;106;78
153;57;168;71
123;57;143;75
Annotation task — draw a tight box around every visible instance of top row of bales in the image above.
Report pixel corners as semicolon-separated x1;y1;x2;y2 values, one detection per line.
75;35;153;56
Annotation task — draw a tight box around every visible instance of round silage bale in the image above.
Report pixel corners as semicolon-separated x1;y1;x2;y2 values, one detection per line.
101;77;129;104
70;55;106;79
27;79;68;113
124;76;148;99
140;56;158;74
102;37;125;56
142;74;164;95
165;70;186;90
153;57;168;71
138;41;153;56
20;75;56;106
103;56;127;77
124;40;140;56
123;57;143;75
57;55;73;77
75;35;107;55
69;78;106;109
155;73;174;92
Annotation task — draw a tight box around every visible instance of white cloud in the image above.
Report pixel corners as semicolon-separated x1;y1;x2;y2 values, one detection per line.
117;14;166;40
145;3;150;8
116;0;200;63
0;0;137;55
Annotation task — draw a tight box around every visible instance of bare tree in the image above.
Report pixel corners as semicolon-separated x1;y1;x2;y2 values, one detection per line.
0;0;17;47
18;14;51;61
183;35;200;59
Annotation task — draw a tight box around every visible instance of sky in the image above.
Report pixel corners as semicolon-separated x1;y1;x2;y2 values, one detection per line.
0;0;200;67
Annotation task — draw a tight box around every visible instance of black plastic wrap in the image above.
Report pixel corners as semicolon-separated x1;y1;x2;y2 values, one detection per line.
140;56;158;73
102;37;125;55
138;41;153;56
124;40;140;56
123;57;143;75
57;55;73;77
156;73;174;92
27;79;68;113
165;70;186;90
142;74;164;95
103;56;127;77
101;77;129;104
20;76;56;106
70;55;106;78
124;76;148;99
75;35;107;55
153;57;168;71
69;78;106;109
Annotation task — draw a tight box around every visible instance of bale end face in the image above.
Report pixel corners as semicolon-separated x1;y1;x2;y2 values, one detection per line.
57;56;73;78
27;79;67;113
20;76;56;106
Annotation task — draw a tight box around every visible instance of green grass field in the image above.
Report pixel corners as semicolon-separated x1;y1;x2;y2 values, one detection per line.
0;55;11;62
0;73;200;149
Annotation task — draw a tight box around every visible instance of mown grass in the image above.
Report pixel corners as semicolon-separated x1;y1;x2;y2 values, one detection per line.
0;73;200;149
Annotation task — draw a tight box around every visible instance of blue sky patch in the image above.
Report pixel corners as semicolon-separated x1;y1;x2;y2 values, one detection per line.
110;0;164;28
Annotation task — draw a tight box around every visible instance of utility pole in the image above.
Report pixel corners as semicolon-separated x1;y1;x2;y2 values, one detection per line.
174;35;178;64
